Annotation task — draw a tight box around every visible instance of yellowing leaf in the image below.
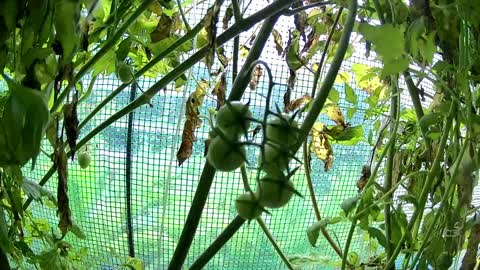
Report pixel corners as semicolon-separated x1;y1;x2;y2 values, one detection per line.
240;45;249;58
272;29;284;55
326;105;345;126
335;71;350;84
351;63;384;94
310;128;333;172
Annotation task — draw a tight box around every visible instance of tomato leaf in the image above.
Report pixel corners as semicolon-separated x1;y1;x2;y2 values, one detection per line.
307;217;343;247
340;196;359;215
344;83;358;105
0;209;13;253
367;227;387;248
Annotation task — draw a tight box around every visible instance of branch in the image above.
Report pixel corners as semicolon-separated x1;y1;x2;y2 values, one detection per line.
168;10;284;269
23;0;298;210
52;0;157;112
384;102;456;270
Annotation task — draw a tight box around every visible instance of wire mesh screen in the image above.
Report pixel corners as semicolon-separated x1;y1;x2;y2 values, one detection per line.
22;1;439;270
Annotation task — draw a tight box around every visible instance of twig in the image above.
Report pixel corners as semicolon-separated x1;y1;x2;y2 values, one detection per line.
176;0;191;31
283;1;333;16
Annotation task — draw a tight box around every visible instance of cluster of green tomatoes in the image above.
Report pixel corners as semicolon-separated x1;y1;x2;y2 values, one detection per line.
206;101;302;220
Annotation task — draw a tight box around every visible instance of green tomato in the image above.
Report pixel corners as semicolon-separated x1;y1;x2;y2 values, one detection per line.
258;143;292;174
235;192;263;220
257;176;295;209
77;151;91;169
215;101;252;137
207;137;245;172
266;113;299;147
116;61;134;84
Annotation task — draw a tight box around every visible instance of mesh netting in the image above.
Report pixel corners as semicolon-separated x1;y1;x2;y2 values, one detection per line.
22;1;439;270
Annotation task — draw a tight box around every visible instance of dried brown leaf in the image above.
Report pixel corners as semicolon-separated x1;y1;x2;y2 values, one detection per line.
272;29;284;55
212;73;226;110
150;14;172;43
204;0;222;72
64;95;79;159
249;65;263;90
222;3;233;30
177;119;197;166
177;80;208;165
285;94;312;112
356;165;371;192
56;141;72;236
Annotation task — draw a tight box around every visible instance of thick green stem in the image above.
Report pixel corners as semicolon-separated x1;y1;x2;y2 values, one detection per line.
188;215;246;270
384;79;399;262
384;102;456;270
52;0;157;112
168;12;283;270
78;21;204;130
302;142;344;259
408;135;469;269
342;106;402;270
24;0;297;210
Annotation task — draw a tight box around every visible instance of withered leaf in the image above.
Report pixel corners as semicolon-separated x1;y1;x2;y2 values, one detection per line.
293;1;307;41
177;79;208;165
56;141;72;236
216;47;229;68
283;69;296;111
150;14;173;43
177;119;197;166
222;3;234;30
63;94;79;160
286;94;312;113
272;29;284;55
204;0;222;72
249;65;263;90
356;165;371;192
310;123;334;171
212;73;226;110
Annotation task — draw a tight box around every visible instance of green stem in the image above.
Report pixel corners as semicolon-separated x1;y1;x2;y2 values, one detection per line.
176;0;191;31
302;141;344;259
256;218;294;270
403;71;430;147
408;134;469;269
342;105;402;270
294;0;357;153
78;74;98;105
24;0;302;211
168;11;283;270
239;166;293;269
383;102;456;270
384;77;399;262
311;7;343;98
78;21;204;130
232;0;242;20
188;215;246;270
52;0;157;113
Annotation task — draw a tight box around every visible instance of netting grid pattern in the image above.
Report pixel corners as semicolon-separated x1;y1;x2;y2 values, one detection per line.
22;2;439;270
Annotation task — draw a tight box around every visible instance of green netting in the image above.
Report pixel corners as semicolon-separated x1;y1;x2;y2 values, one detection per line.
22;1;435;270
